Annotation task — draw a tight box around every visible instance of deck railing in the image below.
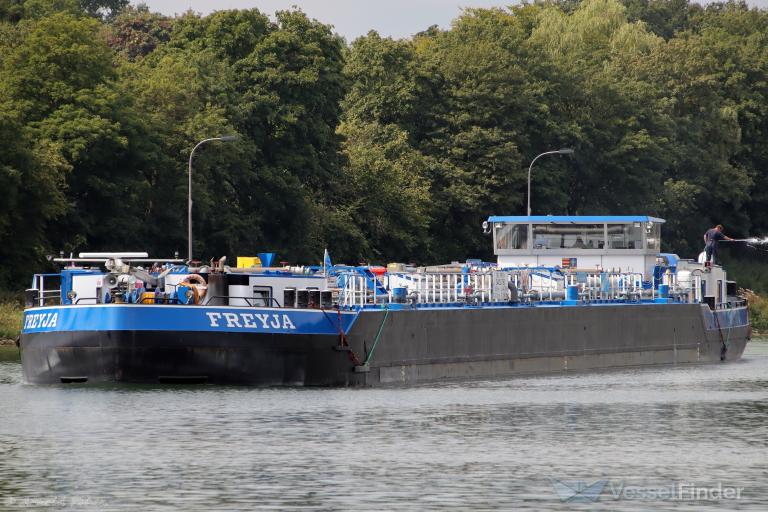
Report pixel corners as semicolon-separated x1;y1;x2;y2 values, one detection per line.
26;267;737;311
30;274;62;307
337;269;693;308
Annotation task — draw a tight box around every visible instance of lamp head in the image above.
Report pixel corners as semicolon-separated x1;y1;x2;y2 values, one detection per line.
557;148;575;155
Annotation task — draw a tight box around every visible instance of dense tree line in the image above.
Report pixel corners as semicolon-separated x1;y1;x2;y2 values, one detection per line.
1;0;767;289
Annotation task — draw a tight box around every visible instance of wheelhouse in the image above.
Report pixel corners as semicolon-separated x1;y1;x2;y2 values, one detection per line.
488;215;665;278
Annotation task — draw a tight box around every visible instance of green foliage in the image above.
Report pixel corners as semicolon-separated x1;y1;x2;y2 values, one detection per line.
0;0;24;22
79;0;126;19
2;13;114;119
342;32;423;130
0;291;23;339
2;1;768;290
22;0;81;19
0;0;126;22
333;121;433;261
106;5;172;59
743;289;768;332
621;0;700;38
118;8;347;262
0;12;154;264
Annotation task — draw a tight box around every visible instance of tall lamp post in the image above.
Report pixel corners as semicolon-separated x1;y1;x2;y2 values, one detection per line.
527;148;574;216
188;135;238;261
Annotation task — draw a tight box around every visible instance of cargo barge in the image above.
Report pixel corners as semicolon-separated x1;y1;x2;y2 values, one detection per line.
19;215;750;385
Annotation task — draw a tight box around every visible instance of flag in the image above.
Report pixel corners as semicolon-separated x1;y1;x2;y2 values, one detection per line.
323;248;332;272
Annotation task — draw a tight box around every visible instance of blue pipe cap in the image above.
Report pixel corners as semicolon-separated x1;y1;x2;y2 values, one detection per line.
258;252;276;267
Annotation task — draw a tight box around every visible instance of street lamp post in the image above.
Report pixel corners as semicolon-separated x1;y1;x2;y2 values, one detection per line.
527;148;574;216
188;135;238;261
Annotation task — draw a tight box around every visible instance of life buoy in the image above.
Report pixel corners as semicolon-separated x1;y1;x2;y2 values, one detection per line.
179;274;207;304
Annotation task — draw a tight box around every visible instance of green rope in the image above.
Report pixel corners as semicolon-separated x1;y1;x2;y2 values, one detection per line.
364;307;389;365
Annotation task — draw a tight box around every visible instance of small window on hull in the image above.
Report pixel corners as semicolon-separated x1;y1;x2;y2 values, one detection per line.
253;286;273;307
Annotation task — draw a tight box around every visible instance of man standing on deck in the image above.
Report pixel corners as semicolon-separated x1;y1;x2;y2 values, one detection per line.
703;224;732;269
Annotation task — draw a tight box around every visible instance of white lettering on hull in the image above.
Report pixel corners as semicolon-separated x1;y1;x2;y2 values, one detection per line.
206;312;297;331
255;314;270;328
24;312;58;329
222;313;242;328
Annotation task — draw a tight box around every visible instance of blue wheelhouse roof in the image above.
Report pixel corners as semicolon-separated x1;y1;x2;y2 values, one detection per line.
487;215;665;224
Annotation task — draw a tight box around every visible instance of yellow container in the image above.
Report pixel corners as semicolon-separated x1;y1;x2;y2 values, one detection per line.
140;291;156;304
237;256;262;268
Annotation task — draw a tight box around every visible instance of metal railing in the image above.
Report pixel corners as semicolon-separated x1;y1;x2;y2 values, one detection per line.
715;298;747;310
563;272;645;301
30;274;62;307
336;268;710;308
338;275;372;307
26;268;747;312
410;273;492;304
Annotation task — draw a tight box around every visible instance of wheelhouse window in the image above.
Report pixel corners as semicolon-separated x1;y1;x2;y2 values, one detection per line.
607;223;644;249
496;223;528;250
646;223;661;251
532;224;604;250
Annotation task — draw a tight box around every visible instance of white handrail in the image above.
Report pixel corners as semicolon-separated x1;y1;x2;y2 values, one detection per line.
335;268;697;308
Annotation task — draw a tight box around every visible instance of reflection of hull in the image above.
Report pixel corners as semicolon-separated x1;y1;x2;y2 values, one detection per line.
20;303;750;386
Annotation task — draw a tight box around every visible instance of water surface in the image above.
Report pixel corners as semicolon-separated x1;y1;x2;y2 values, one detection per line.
1;342;767;510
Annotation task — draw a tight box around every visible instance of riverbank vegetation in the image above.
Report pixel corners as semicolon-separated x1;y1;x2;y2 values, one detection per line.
1;0;768;293
743;289;768;333
0;292;23;341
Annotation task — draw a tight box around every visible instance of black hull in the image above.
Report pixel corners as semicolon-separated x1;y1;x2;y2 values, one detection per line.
20;330;362;386
20;304;749;386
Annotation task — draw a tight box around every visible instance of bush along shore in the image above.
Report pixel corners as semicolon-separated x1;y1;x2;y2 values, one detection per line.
742;290;768;336
0;294;23;345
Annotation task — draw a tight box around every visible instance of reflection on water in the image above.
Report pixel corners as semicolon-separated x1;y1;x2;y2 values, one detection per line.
1;342;767;510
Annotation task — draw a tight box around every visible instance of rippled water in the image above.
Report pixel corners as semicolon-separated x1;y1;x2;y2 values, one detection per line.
1;342;767;510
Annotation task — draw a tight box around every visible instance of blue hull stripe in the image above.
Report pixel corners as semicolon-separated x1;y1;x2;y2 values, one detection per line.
21;303;748;336
21;305;358;335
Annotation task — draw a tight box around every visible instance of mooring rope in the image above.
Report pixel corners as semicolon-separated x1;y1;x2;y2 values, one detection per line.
712;308;729;361
321;308;363;366
364;307;390;366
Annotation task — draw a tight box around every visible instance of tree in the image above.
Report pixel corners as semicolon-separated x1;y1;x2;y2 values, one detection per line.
0;0;24;22
2;1;768;290
120;9;348;262
0;13;158;261
621;0;699;39
332;121;432;261
106;4;172;59
0;107;70;287
1;0;127;22
80;0;127;19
